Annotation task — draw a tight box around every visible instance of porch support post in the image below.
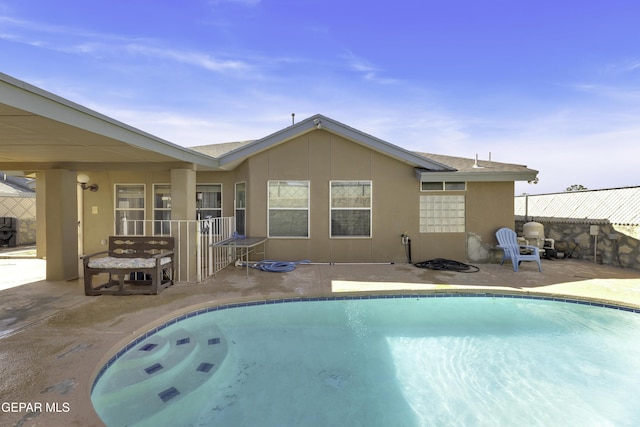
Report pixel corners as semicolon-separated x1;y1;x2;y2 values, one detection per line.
35;172;46;260
170;167;196;282
43;169;79;281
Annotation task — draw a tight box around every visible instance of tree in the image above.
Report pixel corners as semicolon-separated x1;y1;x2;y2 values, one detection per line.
566;184;587;192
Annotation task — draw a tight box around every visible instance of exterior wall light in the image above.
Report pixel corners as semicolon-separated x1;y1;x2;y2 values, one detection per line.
77;173;99;192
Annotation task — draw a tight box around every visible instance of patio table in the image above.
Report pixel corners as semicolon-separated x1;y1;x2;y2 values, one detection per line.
212;236;267;277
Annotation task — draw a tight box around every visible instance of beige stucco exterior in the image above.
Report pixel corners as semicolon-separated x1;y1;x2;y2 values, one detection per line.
242;131;419;263
219;132;519;264
72;129;520;268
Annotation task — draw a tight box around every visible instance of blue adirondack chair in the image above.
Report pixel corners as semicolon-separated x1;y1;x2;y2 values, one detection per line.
496;227;542;272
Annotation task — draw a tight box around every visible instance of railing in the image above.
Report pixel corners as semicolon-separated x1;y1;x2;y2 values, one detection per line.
197;216;236;281
115;217;236;282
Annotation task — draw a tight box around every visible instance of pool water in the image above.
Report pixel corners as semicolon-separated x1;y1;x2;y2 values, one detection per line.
92;296;640;426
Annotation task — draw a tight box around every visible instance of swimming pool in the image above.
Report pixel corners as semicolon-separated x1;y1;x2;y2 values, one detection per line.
91;294;640;426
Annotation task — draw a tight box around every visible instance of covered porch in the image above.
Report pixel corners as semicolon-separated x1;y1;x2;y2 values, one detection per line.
0;72;221;283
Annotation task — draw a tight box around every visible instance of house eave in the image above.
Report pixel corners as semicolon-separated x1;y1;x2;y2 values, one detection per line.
415;169;539;183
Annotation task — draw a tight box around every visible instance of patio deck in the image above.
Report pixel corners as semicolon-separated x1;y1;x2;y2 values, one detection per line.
1;258;639;426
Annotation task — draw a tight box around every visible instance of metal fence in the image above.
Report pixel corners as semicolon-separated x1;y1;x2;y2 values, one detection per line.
197;216;236;281
0;194;36;245
116;216;236;282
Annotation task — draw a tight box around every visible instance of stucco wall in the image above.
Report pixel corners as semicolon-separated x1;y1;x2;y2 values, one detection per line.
75;132;521;267
80;170;174;256
237;130;517;264
464;181;515;263
244;130;418;263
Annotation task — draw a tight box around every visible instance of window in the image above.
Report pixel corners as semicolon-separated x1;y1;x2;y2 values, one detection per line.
330;181;371;238
268;180;309;238
421;181;466;191
153;184;171;235
235;182;246;235
420;195;465;233
196;184;222;219
115;184;145;235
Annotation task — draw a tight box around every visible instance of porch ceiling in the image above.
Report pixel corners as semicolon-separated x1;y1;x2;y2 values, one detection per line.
0;73;219;173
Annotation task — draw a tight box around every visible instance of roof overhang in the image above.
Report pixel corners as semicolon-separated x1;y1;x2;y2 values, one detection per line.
0;72;220;173
415;168;539;183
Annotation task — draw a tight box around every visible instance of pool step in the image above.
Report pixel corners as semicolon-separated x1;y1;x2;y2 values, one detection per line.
92;324;228;426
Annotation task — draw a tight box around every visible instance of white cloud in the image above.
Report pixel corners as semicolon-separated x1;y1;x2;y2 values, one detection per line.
602;58;640;75
1;14;252;75
123;44;250;72
343;51;400;85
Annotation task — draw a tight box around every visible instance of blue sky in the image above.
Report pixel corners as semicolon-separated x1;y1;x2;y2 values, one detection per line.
1;0;639;194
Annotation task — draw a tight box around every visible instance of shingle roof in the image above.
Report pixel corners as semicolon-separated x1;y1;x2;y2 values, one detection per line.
191;139;536;177
515;186;640;226
190;140;254;157
190;115;537;181
414;152;535;174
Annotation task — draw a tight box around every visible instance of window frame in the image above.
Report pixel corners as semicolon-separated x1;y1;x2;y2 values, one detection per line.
152;184;171;236
420;181;467;191
235;182;246;236
267;180;310;239
329;180;372;239
196;183;223;220
114;183;146;236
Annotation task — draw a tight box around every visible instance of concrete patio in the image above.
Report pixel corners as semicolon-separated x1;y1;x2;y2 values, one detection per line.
1;257;639;426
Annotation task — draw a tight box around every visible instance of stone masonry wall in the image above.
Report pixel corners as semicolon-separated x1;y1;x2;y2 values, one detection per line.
515;219;640;270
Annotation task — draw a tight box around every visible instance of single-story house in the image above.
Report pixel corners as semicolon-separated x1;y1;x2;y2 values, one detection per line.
0;71;538;282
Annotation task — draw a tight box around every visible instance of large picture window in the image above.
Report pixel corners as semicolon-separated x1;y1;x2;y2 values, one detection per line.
268;180;309;238
115;184;145;235
330;181;372;238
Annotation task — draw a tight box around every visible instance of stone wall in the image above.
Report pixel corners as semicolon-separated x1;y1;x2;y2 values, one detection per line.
515;219;640;270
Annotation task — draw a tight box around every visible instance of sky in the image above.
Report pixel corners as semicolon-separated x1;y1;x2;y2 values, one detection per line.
1;0;639;195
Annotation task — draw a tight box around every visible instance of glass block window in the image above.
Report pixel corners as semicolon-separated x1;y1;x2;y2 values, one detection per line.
196;184;222;219
419;195;465;233
115;184;145;235
268;180;310;238
421;181;466;191
330;181;372;238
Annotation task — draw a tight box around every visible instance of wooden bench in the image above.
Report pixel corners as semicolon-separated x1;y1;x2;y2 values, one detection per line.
82;236;174;295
